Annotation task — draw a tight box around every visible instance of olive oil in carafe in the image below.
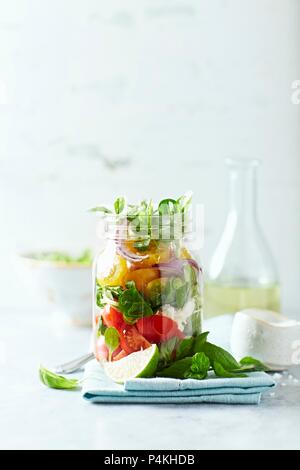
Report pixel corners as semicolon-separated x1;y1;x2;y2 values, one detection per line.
204;282;280;318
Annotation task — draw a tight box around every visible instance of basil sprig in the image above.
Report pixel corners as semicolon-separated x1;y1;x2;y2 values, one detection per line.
158;332;269;380
89;193;193;241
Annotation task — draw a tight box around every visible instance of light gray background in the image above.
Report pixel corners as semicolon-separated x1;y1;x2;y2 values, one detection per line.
0;0;300;314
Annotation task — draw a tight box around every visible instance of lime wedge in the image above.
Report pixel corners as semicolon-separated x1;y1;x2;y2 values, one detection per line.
103;345;159;384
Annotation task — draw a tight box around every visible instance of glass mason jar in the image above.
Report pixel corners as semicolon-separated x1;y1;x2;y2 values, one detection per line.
93;210;203;362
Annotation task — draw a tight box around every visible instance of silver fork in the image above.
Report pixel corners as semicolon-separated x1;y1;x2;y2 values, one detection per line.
54;352;94;374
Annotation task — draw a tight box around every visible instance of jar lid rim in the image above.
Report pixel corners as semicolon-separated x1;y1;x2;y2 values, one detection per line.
96;212;194;240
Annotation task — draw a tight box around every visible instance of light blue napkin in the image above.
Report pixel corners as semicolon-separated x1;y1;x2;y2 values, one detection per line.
82;360;275;405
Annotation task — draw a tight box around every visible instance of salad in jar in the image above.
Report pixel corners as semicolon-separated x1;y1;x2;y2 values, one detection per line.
92;194;203;370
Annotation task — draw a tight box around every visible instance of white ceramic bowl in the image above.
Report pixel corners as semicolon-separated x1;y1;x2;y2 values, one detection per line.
231;309;300;369
16;253;93;327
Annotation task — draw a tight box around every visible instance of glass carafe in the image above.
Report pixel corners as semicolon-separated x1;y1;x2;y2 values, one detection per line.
205;158;280;317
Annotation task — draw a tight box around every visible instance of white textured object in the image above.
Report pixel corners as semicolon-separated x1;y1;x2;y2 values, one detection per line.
231;309;300;369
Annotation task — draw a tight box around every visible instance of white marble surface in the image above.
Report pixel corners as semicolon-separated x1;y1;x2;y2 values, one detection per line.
0;309;299;450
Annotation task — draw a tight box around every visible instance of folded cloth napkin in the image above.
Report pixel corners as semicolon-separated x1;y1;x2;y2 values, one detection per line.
82;360;275;405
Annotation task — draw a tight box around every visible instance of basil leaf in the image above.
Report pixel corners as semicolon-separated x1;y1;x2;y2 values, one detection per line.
104;327;120;360
164;278;189;309
158;198;179;215
183;263;198;286
213;362;248;379
96;286;122;308
193;331;209;353
184;352;210;380
114;197;126;214
191;352;210;372
89;206;112;214
118;282;153;324
157;357;193;379
187;285;202;336
177;191;193;212
162;278;176;305
39;367;80;390
159;337;179;367
97;315;107;337
176;336;195;360
127;204;140;222
239;356;269;372
132;200;151;236
177;191;192;235
147;199;153;236
197;342;241;371
148;277;189;310
175;283;189;308
134;239;151;251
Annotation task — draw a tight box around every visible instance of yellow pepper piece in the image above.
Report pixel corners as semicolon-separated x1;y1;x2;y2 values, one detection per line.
124;268;160;293
180;246;192;259
125;240;173;269
97;255;128;287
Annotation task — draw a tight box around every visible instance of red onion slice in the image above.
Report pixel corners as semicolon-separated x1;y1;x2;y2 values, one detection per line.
116;240;149;262
154;258;200;273
186;258;201;272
